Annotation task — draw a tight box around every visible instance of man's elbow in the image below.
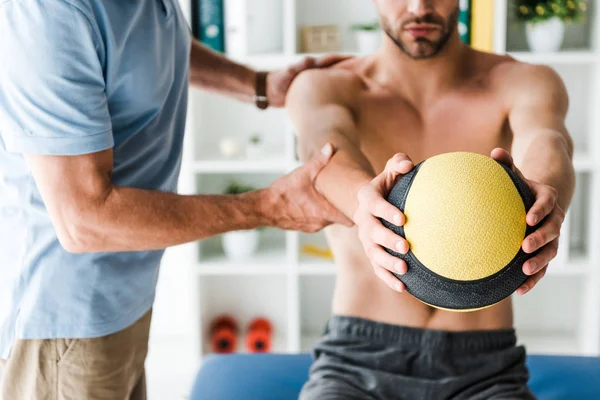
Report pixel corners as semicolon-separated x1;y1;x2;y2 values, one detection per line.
55;208;105;254
56;222;98;254
58;237;87;254
550;127;574;160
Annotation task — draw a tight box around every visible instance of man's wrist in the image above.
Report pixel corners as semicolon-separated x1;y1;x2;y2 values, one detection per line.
241;188;278;228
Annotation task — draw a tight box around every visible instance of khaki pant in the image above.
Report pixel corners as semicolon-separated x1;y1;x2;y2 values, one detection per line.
0;309;152;400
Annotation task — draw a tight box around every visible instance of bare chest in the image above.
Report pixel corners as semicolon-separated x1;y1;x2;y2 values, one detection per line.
354;91;510;173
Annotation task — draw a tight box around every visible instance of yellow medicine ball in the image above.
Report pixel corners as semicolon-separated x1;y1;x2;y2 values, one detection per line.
383;152;536;311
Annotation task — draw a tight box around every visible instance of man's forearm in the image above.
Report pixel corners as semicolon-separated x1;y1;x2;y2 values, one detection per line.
314;153;375;220
298;134;375;220
189;40;255;102
514;131;575;210
69;187;274;253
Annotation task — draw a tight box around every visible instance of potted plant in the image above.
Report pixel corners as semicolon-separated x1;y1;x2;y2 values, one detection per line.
515;0;589;52
221;180;260;261
246;133;264;159
351;21;381;54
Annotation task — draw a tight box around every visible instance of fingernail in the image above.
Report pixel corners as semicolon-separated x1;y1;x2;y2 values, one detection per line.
395;282;403;292
394;262;405;274
396;241;406;254
393;214;402;226
400;161;413;170
527;261;537;274
520;285;529;295
321;143;332;156
529;238;536;251
531;214;538;225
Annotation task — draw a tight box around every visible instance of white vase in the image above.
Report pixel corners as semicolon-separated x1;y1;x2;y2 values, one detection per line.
355;30;381;54
222;230;260;261
525;17;565;53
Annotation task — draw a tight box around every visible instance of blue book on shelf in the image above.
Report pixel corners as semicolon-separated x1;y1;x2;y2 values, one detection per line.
458;0;471;45
191;0;200;39
197;0;224;52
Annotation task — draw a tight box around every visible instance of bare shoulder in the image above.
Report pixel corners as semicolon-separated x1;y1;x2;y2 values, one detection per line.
488;57;568;108
286;57;368;108
493;58;565;88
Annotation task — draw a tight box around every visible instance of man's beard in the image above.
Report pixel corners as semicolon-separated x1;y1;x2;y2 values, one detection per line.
382;8;459;60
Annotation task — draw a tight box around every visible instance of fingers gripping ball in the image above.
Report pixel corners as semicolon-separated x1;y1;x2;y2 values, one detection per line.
210;316;239;354
382;152;537;311
246;318;273;353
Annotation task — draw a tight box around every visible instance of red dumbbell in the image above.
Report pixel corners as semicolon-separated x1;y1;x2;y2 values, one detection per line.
210;315;238;354
246;318;273;353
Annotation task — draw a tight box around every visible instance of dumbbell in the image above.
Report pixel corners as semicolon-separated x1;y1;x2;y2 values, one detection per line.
210;315;238;354
246;318;272;353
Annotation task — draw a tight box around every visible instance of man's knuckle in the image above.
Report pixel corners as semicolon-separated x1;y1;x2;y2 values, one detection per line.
548;187;558;203
551;246;558;258
357;185;370;202
556;208;566;223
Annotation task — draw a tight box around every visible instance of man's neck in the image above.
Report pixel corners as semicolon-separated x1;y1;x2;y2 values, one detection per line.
374;33;471;107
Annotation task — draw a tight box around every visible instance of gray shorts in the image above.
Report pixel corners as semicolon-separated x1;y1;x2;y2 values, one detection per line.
300;316;535;400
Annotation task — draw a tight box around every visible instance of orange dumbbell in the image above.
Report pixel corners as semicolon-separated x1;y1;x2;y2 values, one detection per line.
210;315;238;354
246;318;273;353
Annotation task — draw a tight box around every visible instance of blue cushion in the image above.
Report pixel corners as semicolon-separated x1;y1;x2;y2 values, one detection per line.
190;353;600;400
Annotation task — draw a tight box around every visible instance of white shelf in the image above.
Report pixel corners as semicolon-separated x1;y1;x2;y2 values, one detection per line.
299;261;336;275
508;50;598;65
517;330;580;355
198;246;288;275
573;154;595;172
193;159;291;174
196;264;288;276
547;264;589;277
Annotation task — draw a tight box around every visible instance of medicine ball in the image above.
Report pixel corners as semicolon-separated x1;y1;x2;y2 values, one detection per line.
382;152;537;311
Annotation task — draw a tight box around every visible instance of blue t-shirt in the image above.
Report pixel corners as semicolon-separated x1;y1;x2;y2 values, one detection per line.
0;0;191;358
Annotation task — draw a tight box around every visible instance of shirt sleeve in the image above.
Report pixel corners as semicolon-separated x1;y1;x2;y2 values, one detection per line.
0;0;113;155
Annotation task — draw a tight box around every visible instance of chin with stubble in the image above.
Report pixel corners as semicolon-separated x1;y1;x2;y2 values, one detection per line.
381;7;459;59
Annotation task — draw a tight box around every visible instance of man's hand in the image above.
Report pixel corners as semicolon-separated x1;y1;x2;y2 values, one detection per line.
354;154;414;292
491;148;565;295
265;143;353;232
267;55;352;107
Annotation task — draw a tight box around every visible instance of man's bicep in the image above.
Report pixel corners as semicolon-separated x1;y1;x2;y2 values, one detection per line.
287;72;362;159
24;149;114;250
508;65;572;161
0;0;113;156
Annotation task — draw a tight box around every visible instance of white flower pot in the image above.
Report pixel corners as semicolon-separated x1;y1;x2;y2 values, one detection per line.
222;230;260;261
525;17;565;53
355;30;381;54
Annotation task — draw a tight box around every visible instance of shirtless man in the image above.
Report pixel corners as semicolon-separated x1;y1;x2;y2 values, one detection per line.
287;1;575;398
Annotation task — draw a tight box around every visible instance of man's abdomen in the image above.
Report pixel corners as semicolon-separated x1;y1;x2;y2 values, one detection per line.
327;226;515;332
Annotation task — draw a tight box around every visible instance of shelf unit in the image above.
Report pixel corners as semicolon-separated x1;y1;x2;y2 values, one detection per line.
172;0;600;367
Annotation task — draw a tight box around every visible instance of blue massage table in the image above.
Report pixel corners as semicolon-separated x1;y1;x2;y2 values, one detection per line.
190;353;600;400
